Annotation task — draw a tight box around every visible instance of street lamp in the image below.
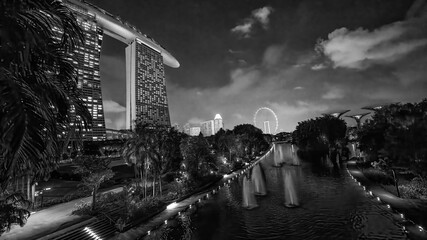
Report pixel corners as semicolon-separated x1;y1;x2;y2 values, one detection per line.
36;187;52;208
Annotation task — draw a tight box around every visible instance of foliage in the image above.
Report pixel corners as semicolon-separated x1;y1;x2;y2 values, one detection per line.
0;0;91;189
0;0;90;235
0;193;31;236
233;124;269;159
73;156;114;210
122;123;184;197
292;115;347;154
399;177;427;200
180;135;215;182
358;100;427;175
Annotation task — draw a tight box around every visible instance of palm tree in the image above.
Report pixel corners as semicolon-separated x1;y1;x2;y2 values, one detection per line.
1;0;91;234
0;0;91;188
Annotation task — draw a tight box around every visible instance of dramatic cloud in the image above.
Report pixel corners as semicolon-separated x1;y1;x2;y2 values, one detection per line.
231;6;273;37
317;14;427;69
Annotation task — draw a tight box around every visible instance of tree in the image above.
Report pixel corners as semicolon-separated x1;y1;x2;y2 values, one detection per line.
0;193;31;236
0;0;90;188
180;135;215;182
73;156;114;211
293;116;347;159
233;124;268;159
122;124;150;197
0;0;90;234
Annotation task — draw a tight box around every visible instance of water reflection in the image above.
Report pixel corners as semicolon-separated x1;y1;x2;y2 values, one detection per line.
282;166;300;207
150;143;407;240
242;174;259;209
252;164;267;196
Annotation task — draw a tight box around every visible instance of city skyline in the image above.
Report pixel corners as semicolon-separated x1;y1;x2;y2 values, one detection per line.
89;0;427;132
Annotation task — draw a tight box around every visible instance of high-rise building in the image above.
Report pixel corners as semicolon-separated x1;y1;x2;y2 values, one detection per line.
63;0;179;140
126;39;170;127
64;2;106;141
201;120;215;136
213;114;224;134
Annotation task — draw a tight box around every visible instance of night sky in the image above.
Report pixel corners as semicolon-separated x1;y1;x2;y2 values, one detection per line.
88;0;427;132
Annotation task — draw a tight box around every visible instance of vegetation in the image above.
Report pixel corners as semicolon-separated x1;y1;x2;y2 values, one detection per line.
358;100;427;176
73;156;114;211
292;115;347;160
0;0;89;234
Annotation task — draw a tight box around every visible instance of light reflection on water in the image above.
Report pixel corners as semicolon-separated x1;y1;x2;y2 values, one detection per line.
145;144;407;240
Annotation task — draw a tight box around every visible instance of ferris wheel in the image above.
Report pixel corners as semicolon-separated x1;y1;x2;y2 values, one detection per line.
253;107;279;134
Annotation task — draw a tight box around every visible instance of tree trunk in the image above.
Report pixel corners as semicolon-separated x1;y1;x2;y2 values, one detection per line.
159;175;162;196
139;167;143;190
92;186;97;211
144;166;147;198
152;174;156;197
27;175;31;200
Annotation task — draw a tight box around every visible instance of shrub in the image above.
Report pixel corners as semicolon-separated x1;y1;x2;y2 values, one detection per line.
399;177;427;200
362;168;394;185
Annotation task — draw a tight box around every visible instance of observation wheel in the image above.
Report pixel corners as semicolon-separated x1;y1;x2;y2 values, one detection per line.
253;107;279;134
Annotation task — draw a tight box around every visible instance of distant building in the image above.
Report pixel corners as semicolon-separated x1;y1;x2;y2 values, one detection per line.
213;114;224;134
189;127;201;136
201;120;215;136
106;129;132;140
183;123;191;135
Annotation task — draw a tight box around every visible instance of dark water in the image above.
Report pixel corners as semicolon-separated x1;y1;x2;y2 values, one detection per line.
146;143;407;240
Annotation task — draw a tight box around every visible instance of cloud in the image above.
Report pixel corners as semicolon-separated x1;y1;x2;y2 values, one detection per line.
103;100;126;113
317;15;427;69
311;63;326;70
231;6;274;37
293;86;304;90
103;100;126;130
253;6;274;28
322;86;345;100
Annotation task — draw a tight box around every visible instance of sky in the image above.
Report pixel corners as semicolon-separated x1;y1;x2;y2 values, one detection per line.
89;0;427;132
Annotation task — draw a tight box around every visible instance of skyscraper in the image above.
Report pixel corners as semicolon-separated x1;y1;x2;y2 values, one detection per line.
201;120;215;136
64;2;106;141
126;39;170;128
213;114;224;134
63;0;179;139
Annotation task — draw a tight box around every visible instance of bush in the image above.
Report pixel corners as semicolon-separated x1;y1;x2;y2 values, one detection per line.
399;177;427;200
127;196;165;221
363;168;394;185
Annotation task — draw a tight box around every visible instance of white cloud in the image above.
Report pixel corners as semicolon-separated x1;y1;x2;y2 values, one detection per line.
293;86;304;90
231;6;274;37
253;6;274;28
322;86;345;100
317;17;427;69
231;22;253;37
103;100;126;113
311;63;326;70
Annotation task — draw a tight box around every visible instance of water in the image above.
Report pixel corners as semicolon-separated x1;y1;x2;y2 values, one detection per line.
251;164;267;196
146;143;407;240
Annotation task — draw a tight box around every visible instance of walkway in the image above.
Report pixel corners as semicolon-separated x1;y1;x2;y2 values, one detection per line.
346;160;427;240
0;187;123;240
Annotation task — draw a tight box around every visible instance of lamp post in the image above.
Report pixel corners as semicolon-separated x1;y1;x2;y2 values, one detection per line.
37;187;51;208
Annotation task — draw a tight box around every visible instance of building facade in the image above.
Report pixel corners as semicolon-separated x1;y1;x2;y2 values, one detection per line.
213;114;223;134
126;39;170;128
64;2;106;141
201;120;215;136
